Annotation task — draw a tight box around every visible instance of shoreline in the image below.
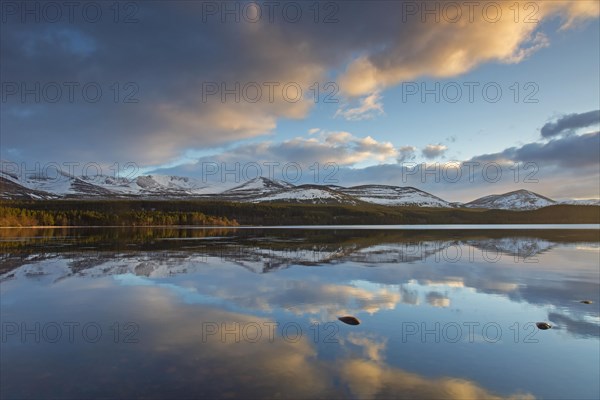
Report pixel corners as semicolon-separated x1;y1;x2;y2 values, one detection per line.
1;224;599;230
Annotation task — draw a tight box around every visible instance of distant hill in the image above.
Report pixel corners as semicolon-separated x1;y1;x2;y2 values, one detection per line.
1;167;598;211
465;189;556;210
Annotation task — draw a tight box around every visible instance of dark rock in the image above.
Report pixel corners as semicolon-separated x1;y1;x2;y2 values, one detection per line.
536;322;552;330
338;316;360;326
580;300;593;304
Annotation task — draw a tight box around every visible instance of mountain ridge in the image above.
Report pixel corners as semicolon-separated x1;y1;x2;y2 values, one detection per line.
1;170;598;210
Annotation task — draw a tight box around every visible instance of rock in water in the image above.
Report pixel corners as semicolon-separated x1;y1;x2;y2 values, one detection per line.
580;300;593;304
536;322;552;330
338;316;360;326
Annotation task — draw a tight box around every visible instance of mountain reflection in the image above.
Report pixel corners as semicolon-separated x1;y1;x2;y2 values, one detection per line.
2;228;598;335
1;228;597;273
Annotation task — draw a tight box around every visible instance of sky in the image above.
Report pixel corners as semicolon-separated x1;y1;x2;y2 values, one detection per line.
1;0;599;201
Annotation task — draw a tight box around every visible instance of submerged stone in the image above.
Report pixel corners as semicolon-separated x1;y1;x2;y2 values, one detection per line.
536;322;552;330
338;316;360;326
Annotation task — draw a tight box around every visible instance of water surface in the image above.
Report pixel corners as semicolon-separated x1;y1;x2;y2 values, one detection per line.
1;227;599;399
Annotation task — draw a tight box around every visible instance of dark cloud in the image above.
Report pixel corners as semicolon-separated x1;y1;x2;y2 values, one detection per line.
472;131;600;168
548;312;600;338
1;1;597;166
541;110;600;138
0;2;412;165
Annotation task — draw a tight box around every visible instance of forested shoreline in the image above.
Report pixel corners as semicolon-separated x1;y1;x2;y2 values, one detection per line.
1;200;599;227
0;202;239;227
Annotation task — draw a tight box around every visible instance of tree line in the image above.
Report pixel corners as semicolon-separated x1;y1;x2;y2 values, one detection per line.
1;199;598;227
0;205;238;227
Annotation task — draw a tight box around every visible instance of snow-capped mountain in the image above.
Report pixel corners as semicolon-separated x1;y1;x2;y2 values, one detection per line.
0;175;59;200
465;190;557;210
2;164;597;210
90;174;216;196
0;168;216;198
252;185;359;205
1;169;116;197
340;185;452;207
220;177;294;201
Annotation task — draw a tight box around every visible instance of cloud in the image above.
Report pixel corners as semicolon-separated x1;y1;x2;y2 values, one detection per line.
422;144;448;159
346;334;388;362
397;146;417;163
1;5;327;165
339;358;535;400
426;291;451;308
202;280;403;317
335;91;384;121
540;110;600;138
338;1;598;97
275;132;398;165
177;131;399;168
548;311;600;338
472;131;600;168
2;1;598;166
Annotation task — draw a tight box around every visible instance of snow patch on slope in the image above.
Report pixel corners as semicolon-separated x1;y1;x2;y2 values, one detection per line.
466;190;556;210
560;199;600;206
253;186;358;204
341;185;452;207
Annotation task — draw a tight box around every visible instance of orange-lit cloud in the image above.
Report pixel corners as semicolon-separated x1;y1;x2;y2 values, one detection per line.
338;1;599;97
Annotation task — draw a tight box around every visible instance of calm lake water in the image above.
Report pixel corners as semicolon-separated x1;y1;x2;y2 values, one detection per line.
1;227;599;399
